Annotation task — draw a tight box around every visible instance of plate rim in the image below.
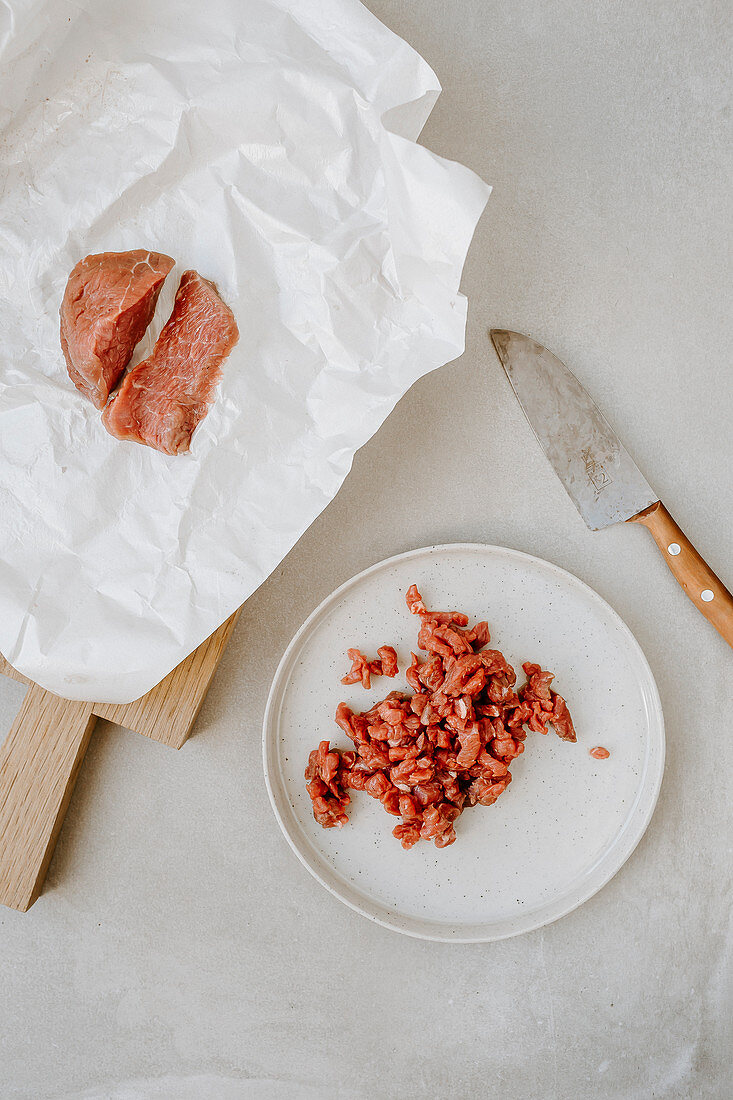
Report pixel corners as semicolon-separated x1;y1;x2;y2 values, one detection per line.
262;542;665;942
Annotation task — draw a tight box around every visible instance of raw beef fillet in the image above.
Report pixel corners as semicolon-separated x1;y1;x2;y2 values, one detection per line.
101;270;239;455
60;250;175;409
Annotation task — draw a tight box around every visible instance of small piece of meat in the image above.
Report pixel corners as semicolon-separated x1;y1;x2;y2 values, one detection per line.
304;741;352;828
549;692;577;742
455;723;483;769
60;249;175;409
101;270;239;455
375;646;399;678
342;645;399;687
341;648;373;690
405;584;426;616
519;661;577;742
589;746;610;760
521;662;555;704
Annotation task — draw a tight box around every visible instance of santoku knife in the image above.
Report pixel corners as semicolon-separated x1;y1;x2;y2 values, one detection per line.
490;330;733;649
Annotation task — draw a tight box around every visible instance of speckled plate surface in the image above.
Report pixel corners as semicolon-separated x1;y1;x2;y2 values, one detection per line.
263;544;665;941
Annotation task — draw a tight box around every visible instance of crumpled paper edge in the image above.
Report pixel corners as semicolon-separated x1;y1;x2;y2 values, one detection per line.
0;0;490;702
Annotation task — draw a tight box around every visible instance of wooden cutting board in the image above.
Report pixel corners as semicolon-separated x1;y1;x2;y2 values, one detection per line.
0;610;239;912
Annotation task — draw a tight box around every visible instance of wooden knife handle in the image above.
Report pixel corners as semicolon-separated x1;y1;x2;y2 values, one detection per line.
628;501;733;648
0;684;97;911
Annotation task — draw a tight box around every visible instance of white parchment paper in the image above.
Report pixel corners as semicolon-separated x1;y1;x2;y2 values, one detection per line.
0;0;489;702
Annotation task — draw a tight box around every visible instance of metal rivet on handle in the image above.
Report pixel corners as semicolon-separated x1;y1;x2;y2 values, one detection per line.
667;543;681;555
701;590;714;602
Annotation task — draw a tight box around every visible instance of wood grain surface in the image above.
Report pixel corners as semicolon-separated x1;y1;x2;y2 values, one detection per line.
93;608;240;747
0;608;240;745
0;685;97;911
0;608;240;909
629;502;733;648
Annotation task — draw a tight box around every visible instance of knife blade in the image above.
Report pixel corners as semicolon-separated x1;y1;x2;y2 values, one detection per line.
490;329;733;648
490;330;657;530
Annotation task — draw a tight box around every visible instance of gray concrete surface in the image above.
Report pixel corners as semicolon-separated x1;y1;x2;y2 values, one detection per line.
1;1;731;1097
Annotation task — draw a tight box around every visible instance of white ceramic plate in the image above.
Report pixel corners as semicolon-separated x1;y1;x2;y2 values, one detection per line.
263;545;664;941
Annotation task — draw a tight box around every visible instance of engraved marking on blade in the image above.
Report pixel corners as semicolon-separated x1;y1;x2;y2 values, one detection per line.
580;446;613;497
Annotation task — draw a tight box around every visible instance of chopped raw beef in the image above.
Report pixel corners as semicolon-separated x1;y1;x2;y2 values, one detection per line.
306;585;578;849
519;662;577;742
304;741;353;828
341;646;399;689
101;270;239;455
60;249;174;409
